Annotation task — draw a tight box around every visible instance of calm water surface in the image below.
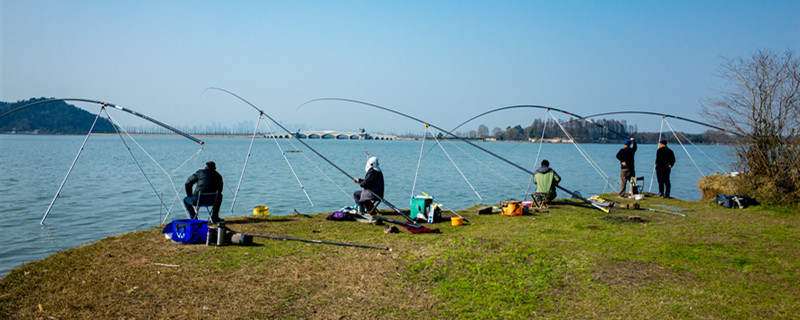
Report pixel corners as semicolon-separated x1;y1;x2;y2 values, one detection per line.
0;134;734;276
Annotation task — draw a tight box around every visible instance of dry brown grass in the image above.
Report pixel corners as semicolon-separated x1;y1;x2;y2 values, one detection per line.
2;199;799;319
697;174;742;201
0;214;441;319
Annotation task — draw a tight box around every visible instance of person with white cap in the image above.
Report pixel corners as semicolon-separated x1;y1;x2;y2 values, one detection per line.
353;156;384;214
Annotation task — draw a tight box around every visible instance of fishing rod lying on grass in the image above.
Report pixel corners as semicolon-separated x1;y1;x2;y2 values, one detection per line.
639;206;686;217
209;224;390;250
247;233;390;250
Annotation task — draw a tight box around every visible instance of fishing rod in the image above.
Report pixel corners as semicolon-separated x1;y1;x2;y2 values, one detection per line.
246;232;389;250
203;88;423;228
2;98;203;224
300;98;609;213
0;98;203;144
450;105;628;139
583;111;742;137
639;206;686;217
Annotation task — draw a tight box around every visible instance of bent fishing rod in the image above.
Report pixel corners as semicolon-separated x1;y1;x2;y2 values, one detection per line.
203;88;423;227
449;105;628;139
3;98;203;224
0;98;204;144
582;111;742;137
300;98;609;213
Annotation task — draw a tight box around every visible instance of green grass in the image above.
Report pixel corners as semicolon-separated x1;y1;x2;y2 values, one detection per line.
1;195;798;319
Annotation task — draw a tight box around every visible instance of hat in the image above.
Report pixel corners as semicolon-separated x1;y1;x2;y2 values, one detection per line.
659;140;668;145
623;140;631;146
206;161;216;169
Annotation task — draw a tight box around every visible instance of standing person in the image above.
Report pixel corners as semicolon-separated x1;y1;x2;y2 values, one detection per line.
184;161;224;223
615;137;637;197
353;156;384;214
655;140;676;198
533;159;562;203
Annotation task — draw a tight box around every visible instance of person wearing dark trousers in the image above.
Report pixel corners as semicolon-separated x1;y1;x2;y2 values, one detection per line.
655;140;676;198
353;156;384;214
615;137;637;197
184;161;224;223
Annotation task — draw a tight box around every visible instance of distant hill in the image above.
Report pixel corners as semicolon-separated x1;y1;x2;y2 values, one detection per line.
0;98;116;134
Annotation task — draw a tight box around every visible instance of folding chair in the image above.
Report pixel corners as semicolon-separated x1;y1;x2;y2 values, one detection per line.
530;192;549;210
629;176;644;195
362;198;382;216
193;191;220;221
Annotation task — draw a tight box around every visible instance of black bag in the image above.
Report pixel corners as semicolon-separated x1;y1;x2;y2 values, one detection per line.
716;195;732;208
716;194;755;209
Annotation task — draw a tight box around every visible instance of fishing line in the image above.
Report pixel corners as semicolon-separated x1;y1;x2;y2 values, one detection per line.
261;118;314;207
104;109;176;218
104;110;186;220
230;114;262;214
5;99;202;225
41;107;103;225
664;119;705;177
206;88;423;226
278;135;353;201
648;117;666;193
673;130;728;174
0;99;204;144
431;129;483;202
301;98;609;213
159;146;207;215
584;110;742;137
444;139;525;192
524;109;551;200
450;105;628;139
548;112;617;191
409;124;429;198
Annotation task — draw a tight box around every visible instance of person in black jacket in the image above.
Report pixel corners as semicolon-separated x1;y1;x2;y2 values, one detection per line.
655;140;676;198
353;156;384;214
615;137;637;197
183;161;224;222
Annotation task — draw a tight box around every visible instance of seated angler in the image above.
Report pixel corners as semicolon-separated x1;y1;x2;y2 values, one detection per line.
183;161;224;223
533;159;562;204
352;156;384;214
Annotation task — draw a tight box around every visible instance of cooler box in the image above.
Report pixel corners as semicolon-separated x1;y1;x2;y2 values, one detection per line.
162;219;208;244
410;196;433;220
501;201;523;216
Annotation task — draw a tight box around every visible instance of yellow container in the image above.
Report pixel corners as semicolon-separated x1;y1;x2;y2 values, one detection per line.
253;205;269;216
450;217;463;226
501;201;523;216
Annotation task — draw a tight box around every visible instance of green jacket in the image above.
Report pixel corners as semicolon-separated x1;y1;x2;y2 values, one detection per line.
534;168;561;200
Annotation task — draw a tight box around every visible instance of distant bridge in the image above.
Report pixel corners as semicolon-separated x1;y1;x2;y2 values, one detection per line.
264;131;398;140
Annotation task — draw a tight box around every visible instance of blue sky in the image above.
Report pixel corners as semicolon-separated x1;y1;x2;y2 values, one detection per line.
2;1;798;134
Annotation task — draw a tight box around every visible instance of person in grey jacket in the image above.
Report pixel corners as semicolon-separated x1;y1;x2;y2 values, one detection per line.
353;156;384;214
183;161;224;223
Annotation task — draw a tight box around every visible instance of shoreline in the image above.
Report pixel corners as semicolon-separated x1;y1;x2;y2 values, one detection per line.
2;197;798;318
0;133;737;145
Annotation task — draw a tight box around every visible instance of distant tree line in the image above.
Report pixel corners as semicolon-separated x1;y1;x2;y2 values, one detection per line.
2;98;736;145
454;118;735;144
0;98;116;134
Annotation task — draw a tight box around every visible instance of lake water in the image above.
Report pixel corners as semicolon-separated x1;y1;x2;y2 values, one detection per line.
0;134;734;276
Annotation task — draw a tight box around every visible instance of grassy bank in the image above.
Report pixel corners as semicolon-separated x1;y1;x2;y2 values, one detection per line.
1;196;798;319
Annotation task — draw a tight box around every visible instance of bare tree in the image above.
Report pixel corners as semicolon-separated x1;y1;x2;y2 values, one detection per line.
477;124;489;138
704;49;800;205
